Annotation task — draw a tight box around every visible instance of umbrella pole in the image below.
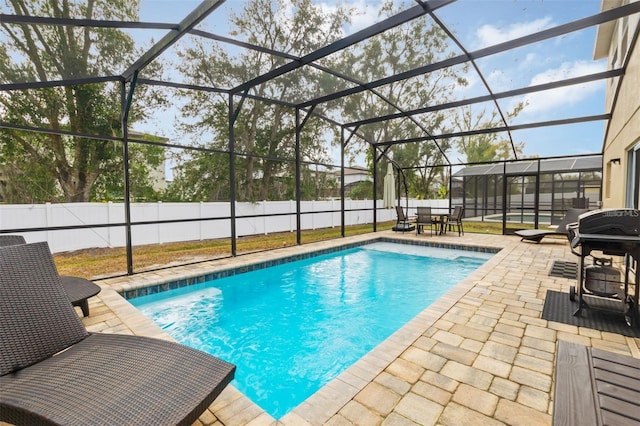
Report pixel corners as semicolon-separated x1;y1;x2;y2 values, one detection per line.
396;167;409;217
396;168;400;208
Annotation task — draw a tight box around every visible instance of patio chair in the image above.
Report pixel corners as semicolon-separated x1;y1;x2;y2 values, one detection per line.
0;234;101;316
393;205;415;232
514;208;589;243
447;206;465;236
415;206;443;236
0;241;236;426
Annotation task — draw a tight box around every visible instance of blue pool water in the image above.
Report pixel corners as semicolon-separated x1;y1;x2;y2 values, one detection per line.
130;242;493;419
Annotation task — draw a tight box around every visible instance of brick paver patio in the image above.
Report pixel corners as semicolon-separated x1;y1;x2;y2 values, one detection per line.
82;231;640;426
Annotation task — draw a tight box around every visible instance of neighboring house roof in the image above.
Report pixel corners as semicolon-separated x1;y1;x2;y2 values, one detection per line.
342;166;370;175
453;155;602;177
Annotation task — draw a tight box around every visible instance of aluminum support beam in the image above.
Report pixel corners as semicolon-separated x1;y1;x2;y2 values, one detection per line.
372;144;378;231
345;69;623;127
231;0;454;94
229;93;237;256
295;109;302;245
301;2;640;108
375;114;610;148
2;76;120;91
121;72;138;275
340;127;346;237
121;0;226;81
0;14;175;29
293;106;317;244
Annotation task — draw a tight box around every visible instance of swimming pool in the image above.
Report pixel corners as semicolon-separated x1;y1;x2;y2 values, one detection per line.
483;212;552;224
130;241;493;419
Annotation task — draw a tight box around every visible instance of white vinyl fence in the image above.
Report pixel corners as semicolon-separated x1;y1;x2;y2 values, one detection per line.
1;200;448;253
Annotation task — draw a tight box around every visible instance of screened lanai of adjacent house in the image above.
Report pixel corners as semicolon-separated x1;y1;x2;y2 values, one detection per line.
452;154;603;234
2;0;640;276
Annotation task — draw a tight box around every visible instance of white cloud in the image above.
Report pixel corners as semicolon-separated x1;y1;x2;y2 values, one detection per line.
317;0;382;36
520;60;606;116
519;53;538;69
529;60;604;86
475;17;554;48
486;69;511;92
347;1;381;33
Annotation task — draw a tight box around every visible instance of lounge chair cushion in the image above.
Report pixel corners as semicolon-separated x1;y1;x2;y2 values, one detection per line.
0;242;88;375
1;333;235;426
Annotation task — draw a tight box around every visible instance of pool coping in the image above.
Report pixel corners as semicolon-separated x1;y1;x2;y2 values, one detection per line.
118;236;500;300
94;232;508;424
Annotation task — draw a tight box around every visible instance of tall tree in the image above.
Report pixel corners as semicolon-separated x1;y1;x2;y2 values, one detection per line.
333;1;467;199
89;137;166;202
453;105;525;164
171;0;350;202
0;0;163;202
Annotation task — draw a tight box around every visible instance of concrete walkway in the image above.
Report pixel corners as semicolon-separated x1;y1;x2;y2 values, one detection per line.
83;231;640;426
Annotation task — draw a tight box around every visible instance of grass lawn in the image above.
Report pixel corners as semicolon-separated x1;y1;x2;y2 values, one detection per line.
54;220;515;279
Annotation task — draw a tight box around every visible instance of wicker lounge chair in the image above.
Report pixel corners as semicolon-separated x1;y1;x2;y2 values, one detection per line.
0;242;236;426
514;208;589;243
0;235;26;246
0;235;101;316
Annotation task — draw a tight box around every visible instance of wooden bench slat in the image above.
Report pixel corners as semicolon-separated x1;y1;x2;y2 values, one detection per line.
593;356;640;378
599;395;640;422
596;380;640;405
553;341;599;426
554;341;640;426
594;369;640;392
592;348;640;369
600;409;640;426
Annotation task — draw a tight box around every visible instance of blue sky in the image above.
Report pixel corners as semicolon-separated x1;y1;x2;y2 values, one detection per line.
438;0;606;159
137;0;607;164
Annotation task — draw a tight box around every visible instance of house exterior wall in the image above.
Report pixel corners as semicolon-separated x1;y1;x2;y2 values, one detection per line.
598;0;640;208
339;166;372;186
343;171;371;186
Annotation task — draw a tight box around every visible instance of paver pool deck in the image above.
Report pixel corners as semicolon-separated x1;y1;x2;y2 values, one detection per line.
79;231;640;426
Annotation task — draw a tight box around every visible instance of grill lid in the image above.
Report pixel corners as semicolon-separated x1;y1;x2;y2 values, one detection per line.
577;209;640;236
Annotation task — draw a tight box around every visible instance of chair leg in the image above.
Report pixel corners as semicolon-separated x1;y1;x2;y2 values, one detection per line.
79;300;90;317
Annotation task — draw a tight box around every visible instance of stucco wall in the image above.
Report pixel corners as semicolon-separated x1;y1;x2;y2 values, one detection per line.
602;15;640;208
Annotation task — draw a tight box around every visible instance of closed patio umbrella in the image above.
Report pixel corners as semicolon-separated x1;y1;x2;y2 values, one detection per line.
383;163;396;209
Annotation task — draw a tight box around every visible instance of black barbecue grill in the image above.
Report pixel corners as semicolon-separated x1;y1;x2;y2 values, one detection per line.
567;209;640;327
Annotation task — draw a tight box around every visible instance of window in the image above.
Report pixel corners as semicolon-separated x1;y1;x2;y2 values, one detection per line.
606;161;612;199
626;142;640;208
621;12;629;64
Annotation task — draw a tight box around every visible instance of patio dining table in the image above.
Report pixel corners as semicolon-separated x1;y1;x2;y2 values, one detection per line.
414;209;449;236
